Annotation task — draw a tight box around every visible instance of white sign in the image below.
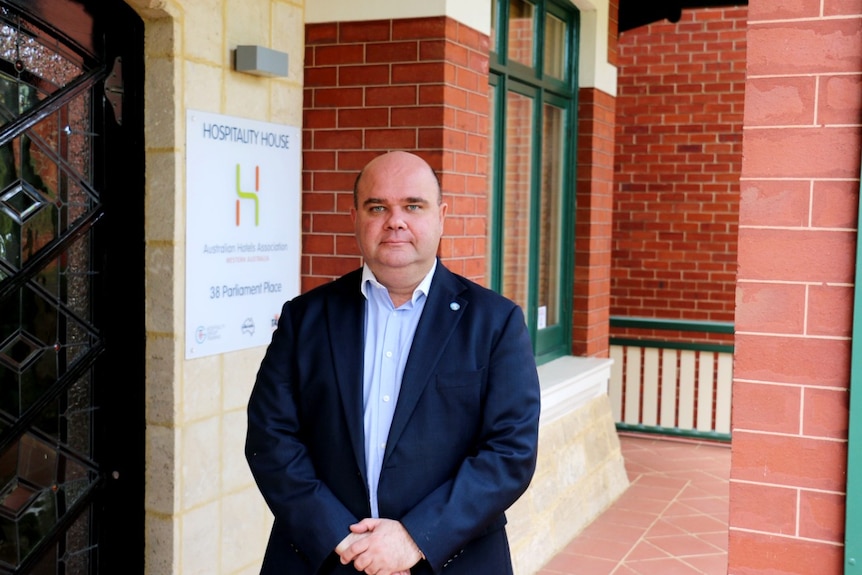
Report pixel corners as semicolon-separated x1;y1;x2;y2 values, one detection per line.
185;110;300;358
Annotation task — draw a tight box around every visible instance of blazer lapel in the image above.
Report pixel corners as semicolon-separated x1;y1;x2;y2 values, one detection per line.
385;264;467;455
326;269;368;480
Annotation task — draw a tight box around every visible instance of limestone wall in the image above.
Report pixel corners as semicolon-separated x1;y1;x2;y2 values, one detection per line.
509;372;629;575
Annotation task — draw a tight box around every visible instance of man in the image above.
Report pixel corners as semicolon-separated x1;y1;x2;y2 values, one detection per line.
245;151;541;575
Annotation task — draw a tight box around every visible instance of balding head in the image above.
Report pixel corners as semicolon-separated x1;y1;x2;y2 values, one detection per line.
353;151;442;208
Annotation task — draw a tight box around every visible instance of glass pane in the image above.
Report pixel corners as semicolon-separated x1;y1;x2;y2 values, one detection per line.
544;12;567;80
0;18;85;130
503;91;533;312
18;488;58;562
19;434;56;486
0;441;17;486
0;433;98;570
539;103;565;330
507;0;534;67
0;514;20;565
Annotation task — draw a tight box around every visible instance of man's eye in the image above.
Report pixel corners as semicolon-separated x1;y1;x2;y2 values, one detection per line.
370;206;385;213
406;205;420;211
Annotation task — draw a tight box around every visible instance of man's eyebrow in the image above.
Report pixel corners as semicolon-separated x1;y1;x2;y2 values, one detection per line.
362;196;430;207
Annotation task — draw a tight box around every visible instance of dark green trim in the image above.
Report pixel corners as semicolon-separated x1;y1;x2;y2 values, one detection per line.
616;423;731;443
489;59;575;96
610;315;735;334
610;337;733;354
487;75;503;292
845;155;862;574
527;79;542;335
488;0;579;365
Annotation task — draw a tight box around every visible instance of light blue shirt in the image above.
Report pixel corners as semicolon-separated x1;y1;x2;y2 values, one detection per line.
360;261;436;517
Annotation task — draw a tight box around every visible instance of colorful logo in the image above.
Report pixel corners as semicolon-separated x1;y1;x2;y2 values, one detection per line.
236;164;260;226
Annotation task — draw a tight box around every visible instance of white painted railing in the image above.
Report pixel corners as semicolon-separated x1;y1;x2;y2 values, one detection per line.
607;318;734;440
608;345;733;435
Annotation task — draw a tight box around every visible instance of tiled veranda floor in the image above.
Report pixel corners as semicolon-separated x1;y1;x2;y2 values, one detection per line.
536;433;731;575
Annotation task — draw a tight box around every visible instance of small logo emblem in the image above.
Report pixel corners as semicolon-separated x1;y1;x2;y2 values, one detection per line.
241;318;255;335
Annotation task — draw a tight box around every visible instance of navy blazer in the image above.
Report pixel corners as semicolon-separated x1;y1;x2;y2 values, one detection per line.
245;262;541;574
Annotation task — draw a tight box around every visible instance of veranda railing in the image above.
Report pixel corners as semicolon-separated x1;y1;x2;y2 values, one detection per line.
609;316;734;442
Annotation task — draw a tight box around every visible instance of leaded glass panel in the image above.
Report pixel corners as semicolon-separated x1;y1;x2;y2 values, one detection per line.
0;3;104;573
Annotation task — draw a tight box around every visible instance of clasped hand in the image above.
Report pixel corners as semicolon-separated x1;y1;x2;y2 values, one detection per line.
335;518;423;575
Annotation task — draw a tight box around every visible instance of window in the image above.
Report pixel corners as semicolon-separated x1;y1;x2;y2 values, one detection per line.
488;0;578;363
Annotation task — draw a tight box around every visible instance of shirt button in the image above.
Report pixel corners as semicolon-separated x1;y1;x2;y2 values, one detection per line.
380;442;386;449
383;395;391;402
385;351;393;358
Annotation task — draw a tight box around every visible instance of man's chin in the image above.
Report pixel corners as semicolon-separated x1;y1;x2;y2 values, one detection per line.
370;253;433;271
376;257;416;269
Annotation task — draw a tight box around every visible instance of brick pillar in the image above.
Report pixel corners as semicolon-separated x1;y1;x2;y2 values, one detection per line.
573;87;615;358
729;2;861;573
302;17;490;292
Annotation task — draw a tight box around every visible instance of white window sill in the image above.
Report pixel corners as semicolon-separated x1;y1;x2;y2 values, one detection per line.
537;355;614;426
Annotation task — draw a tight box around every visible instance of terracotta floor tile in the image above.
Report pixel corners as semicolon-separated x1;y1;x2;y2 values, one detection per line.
625;556;707;575
598;508;660;529
660;501;707;517
626;482;687;502
562;535;634;561
541;552;618;575
579;519;648;544
625;540;671;561
680;552;728;574
676;494;729;512
643;518;689;538
696;531;729;551
610;565;642;575
536;434;729;575
646;533;725;557
661;513;727;535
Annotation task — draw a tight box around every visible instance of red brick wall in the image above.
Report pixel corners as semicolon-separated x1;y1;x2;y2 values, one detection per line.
612;8;746;329
302;17;489;292
729;1;862;572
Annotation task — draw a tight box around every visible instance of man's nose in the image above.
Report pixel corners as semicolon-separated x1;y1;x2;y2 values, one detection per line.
385;209;407;229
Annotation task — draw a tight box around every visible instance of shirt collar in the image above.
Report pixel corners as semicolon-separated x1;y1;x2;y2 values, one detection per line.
360;259;437;303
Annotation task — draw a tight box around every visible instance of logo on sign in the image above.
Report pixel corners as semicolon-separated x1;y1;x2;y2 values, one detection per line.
236;164;260;226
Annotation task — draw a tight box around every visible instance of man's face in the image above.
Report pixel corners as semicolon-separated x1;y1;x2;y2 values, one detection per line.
350;153;448;281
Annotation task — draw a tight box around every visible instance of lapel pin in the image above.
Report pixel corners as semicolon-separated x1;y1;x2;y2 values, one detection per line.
450;302;460;311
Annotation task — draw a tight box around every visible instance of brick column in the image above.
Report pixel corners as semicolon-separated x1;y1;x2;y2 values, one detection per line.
729;2;861;573
573;87;615;357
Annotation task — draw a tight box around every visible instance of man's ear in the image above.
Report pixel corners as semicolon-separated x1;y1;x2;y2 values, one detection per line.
439;202;449;221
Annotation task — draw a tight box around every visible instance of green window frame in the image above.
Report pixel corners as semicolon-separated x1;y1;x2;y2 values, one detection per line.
488;0;579;364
